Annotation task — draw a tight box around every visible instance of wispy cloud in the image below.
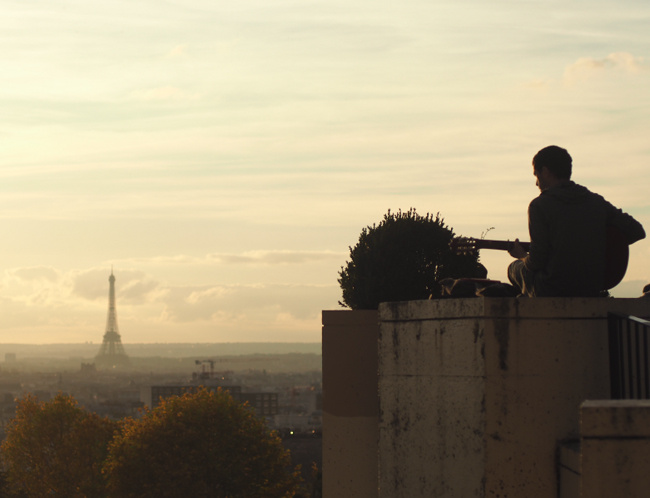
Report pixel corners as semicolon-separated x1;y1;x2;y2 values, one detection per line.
166;44;189;58
71;268;160;304
9;266;61;283
129;86;200;101
161;283;337;323
522;52;649;91
112;251;344;268
0;262;341;342
563;52;647;85
208;250;343;265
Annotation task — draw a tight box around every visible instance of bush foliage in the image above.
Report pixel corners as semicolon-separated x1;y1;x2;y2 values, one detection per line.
338;209;485;309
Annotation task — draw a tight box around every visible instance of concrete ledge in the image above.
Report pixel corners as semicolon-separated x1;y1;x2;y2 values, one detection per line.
582;399;650;437
379;297;650;322
378;297;650;498
558;441;580;498
581;400;650;497
322;309;378;326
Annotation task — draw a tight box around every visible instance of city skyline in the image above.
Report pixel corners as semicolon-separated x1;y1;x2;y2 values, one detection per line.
1;0;649;343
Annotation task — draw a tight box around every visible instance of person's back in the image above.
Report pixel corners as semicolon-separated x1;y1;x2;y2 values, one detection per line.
508;146;645;297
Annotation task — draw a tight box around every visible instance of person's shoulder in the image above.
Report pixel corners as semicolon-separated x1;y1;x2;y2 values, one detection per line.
570;181;603;198
527;193;548;216
573;183;609;204
546;181;603;205
529;190;551;207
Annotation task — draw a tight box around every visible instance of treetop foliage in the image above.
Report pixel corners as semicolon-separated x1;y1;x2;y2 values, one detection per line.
338;208;485;309
1;393;117;497
104;387;301;498
1;389;302;498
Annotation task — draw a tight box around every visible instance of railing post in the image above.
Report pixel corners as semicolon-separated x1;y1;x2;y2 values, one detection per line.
607;312;650;400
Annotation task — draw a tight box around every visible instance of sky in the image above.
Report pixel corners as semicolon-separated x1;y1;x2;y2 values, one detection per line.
1;0;649;344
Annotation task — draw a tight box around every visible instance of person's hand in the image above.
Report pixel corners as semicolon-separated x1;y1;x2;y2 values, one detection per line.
508;239;528;259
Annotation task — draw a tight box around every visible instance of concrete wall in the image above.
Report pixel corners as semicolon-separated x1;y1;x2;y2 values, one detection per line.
581;400;650;497
377;297;650;498
322;310;379;498
558;441;580;498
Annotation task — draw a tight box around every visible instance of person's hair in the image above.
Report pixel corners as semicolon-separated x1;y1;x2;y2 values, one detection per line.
532;145;572;180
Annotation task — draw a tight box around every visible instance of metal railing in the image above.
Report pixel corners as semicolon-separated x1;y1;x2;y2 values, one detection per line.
608;312;650;399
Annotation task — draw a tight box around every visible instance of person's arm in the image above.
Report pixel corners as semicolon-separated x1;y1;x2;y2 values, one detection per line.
508;239;528;259
605;201;645;244
522;200;551;272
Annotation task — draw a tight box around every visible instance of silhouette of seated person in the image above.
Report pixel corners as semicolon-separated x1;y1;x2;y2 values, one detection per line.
508;146;645;297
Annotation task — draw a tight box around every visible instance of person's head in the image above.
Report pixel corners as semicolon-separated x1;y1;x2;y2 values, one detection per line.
532;145;572;180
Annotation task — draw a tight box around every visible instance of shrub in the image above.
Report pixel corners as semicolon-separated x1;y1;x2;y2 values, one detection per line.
338;209;485;309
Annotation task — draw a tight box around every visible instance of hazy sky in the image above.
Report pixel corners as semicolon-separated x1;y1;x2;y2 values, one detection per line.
1;0;649;344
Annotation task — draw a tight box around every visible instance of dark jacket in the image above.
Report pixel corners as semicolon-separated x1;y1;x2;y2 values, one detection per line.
523;181;645;296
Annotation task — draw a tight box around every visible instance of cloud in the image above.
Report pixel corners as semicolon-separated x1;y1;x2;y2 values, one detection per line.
120;278;163;305
0;267;67;309
112;255;199;266
12;262;340;334
72;268;161;304
160;283;337;323
129;86;199;101
208;250;343;265
563;52;647;85
114;251;343;268
0;263;337;341
166;44;189;58
521;78;551;93
520;52;650;99
9;266;60;283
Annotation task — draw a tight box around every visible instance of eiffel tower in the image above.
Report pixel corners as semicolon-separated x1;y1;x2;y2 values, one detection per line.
96;270;130;367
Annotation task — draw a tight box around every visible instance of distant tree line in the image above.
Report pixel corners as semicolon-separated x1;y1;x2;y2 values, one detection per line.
0;389;306;498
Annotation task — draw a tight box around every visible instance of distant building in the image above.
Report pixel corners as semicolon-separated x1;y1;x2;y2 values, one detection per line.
240;392;279;417
146;384;278;417
80;363;97;375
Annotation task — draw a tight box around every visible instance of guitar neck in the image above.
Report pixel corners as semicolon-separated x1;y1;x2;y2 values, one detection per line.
475;239;531;252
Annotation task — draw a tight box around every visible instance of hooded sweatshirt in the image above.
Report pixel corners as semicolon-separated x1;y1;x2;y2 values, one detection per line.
523;181;645;297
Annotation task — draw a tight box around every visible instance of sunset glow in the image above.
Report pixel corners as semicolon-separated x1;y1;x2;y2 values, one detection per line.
1;0;649;343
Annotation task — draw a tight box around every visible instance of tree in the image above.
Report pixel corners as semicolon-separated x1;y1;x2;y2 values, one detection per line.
338;208;485;309
0;393;117;497
104;388;301;498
